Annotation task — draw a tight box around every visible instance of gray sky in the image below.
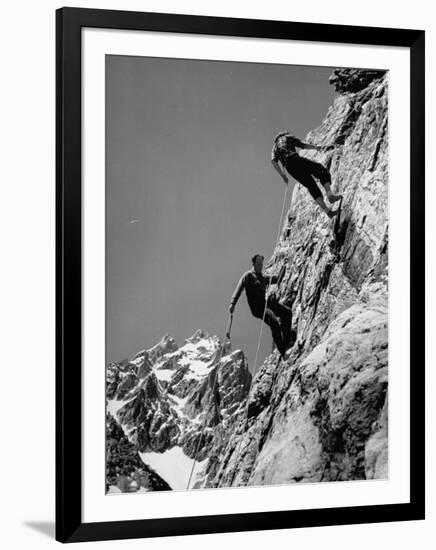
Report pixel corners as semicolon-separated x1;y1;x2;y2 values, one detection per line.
106;55;336;370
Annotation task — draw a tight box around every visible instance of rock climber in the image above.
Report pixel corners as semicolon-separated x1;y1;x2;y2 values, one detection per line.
229;254;296;360
271;131;342;218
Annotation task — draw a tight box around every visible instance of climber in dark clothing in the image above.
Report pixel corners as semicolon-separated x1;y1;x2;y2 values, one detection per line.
271;131;342;218
229;254;296;359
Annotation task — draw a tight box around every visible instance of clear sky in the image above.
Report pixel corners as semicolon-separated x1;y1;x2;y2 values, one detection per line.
106;55;336;370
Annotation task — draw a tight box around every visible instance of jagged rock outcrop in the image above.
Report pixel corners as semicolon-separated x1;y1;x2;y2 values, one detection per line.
106;413;171;493
207;68;389;487
329;68;386;94
106;330;252;491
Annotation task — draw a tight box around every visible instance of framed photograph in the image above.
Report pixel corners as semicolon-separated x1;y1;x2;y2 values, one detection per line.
56;7;425;543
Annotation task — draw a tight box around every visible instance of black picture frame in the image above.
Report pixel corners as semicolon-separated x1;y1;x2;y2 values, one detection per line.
56;7;425;543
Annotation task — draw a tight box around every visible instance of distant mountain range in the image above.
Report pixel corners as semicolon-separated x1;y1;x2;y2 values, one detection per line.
106;329;251;492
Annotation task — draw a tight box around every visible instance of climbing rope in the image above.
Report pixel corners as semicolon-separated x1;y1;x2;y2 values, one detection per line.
227;182;290;486
186;183;290;490
186;314;233;490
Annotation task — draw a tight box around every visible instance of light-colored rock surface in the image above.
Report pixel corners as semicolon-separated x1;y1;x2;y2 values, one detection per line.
208;69;389;488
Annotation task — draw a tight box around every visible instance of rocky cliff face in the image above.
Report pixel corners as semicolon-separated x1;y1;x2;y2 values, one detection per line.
207;69;389;487
106;329;251;492
107;68;389;492
106;413;171;493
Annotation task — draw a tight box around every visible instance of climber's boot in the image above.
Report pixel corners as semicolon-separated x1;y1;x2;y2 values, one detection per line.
328;193;342;203
286;329;297;350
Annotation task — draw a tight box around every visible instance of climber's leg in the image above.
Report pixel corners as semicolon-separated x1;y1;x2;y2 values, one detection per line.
263;308;287;357
286;158;337;218
267;298;291;335
323;182;342;203
267;298;296;349
316;196;338;218
311;161;342;203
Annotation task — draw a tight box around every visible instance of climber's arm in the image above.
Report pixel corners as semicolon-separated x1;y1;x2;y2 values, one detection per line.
266;265;286;286
229;274;246;314
271;159;289;184
297;140;334;152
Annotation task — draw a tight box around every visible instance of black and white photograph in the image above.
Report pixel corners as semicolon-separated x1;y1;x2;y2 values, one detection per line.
0;0;431;547
105;57;389;494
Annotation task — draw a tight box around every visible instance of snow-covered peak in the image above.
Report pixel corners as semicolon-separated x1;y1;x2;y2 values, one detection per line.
106;329;252;492
184;328;212;345
153;331;221;384
144;334;178;362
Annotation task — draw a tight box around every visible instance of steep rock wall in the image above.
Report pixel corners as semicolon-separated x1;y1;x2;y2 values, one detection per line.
207;70;389;488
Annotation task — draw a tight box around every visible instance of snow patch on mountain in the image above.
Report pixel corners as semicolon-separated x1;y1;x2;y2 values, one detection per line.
106;329;252;492
139;446;207;491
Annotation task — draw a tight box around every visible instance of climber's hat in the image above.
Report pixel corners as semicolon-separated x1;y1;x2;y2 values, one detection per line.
274;130;290;142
